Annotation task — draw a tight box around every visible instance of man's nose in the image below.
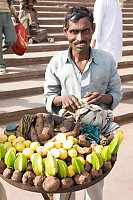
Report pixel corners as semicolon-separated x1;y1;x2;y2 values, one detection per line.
76;32;83;41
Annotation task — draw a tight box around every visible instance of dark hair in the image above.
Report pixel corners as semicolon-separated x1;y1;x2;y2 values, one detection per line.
25;0;36;5
64;6;94;30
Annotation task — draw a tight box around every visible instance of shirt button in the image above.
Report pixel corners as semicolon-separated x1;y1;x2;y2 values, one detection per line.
81;89;84;92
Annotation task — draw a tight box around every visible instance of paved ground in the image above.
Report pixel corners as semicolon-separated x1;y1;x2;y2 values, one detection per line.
0;120;133;200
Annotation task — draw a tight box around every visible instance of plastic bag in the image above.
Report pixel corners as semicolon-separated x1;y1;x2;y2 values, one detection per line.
12;22;28;56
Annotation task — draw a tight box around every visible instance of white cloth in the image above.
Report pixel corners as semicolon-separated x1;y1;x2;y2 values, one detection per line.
54;180;104;200
93;0;123;64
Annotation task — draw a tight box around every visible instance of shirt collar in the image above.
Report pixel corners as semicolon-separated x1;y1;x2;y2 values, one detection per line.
65;46;98;64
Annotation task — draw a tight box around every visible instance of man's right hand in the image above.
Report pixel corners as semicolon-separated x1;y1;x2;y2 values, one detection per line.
53;95;81;112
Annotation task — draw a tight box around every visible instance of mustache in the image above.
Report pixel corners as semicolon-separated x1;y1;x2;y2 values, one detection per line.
74;40;87;45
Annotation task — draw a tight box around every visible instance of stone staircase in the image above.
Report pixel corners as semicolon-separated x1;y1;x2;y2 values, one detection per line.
0;0;133;125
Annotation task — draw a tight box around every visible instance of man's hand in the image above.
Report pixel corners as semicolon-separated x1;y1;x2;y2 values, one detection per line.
84;92;113;106
53;95;81;112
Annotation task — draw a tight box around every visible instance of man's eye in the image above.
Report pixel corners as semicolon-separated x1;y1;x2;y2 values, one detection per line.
69;30;78;35
83;29;90;33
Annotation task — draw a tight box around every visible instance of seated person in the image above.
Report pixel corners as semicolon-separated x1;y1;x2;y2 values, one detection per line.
19;0;47;43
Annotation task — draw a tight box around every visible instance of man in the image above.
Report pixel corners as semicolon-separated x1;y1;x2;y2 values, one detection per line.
0;0;18;74
19;0;47;43
43;6;122;200
91;0;123;67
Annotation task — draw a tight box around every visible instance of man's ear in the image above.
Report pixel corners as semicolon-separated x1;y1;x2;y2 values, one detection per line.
63;25;68;37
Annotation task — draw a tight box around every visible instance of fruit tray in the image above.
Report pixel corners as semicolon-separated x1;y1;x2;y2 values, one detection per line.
0;164;114;200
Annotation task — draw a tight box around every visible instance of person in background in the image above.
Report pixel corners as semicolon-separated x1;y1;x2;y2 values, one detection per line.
91;0;123;67
43;6;122;199
19;0;47;43
0;0;19;75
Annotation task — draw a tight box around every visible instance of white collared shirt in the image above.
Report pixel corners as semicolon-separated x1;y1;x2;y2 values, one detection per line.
43;47;122;115
93;0;123;63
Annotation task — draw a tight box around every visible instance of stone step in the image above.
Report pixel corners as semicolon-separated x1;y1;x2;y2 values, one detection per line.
37;17;133;26
3;48;133;68
122;46;133;56
0;94;47;124
5;42;133;55
118;55;133;68
3;51;59;67
0;93;133;124
118;67;133;82
0;64;47;83
0;72;133;99
5;41;69;54
113;97;133;123
15;0;94;7
123;37;133;46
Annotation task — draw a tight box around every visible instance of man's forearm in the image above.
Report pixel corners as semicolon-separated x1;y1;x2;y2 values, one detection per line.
101;94;113;105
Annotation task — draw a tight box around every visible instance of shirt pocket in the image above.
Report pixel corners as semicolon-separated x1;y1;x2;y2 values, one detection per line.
89;82;108;94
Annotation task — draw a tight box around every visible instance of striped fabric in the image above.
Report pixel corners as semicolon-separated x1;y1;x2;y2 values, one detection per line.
0;0;10;12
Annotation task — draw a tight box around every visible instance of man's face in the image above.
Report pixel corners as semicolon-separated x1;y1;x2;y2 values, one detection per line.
63;17;94;54
27;0;34;9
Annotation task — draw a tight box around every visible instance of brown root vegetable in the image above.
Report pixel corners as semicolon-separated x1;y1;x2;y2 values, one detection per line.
33;175;45;188
3;168;14;178
0;161;6;174
22;171;35;186
107;135;114;144
26;162;33;172
90;168;103;180
38;127;54;144
84;161;91;173
35;114;44;135
110;154;117;163
78;135;91;147
83;147;92;155
102;161;112;173
43;114;54;128
74;171;92;185
59;118;75;133
53;115;66;126
29;125;38;142
42;176;60;192
11;170;23;182
61;177;74;188
65;122;83;138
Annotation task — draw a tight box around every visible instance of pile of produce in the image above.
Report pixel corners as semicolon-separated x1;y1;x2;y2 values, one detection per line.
0;113;123;192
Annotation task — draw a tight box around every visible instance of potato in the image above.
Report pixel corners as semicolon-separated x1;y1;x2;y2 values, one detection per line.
83;147;92;155
102;161;112;173
11;170;23;182
43;114;54;128
78;135;91;147
22;171;35;186
42;176;60;192
84;161;91;173
33;175;45;188
110;154;117;163
3;168;14;179
90;168;103;180
74;171;92;185
0;161;6;174
61;177;74;188
60;118;75;133
26;162;33;172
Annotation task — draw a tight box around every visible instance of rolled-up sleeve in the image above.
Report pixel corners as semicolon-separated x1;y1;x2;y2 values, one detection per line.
107;58;123;110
